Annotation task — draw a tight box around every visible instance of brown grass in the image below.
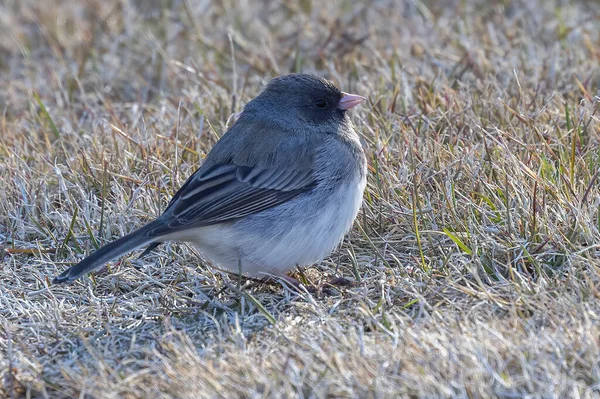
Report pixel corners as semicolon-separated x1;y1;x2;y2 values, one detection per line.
1;0;600;397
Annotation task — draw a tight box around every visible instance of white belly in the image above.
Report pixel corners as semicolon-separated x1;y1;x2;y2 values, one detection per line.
176;174;366;277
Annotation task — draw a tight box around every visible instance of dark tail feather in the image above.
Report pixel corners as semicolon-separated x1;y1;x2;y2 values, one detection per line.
53;221;160;284
137;242;162;259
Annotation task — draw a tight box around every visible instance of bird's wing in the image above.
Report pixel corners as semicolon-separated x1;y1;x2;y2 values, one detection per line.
151;161;316;234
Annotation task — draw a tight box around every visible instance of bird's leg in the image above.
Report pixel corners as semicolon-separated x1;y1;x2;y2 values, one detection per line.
255;274;303;288
277;274;303;287
326;276;357;287
220;267;319;293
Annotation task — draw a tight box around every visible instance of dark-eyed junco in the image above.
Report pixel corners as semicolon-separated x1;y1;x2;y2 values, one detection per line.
53;73;367;285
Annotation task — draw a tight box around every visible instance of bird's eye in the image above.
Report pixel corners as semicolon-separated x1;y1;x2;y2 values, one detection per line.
314;98;328;109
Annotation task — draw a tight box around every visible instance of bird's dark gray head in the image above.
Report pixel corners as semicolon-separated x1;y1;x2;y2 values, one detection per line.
243;73;365;130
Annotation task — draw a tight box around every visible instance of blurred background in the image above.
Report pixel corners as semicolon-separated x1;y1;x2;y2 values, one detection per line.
2;0;598;128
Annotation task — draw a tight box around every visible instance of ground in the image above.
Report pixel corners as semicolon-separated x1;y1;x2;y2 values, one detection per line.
1;0;600;397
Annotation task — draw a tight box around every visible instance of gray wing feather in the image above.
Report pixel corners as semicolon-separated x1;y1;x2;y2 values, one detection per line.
151;162;316;234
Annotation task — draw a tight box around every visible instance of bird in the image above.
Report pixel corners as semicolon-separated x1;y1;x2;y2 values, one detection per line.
53;73;367;285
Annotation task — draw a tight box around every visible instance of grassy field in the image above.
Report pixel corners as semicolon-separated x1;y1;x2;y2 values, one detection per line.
1;0;600;397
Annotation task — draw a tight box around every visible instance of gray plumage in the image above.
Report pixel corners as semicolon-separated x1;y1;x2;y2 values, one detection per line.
53;73;367;284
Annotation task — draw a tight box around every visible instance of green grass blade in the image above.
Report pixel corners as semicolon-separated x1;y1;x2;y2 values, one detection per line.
33;92;60;139
442;228;473;255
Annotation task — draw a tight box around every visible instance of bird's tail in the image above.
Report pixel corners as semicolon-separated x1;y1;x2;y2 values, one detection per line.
53;221;161;284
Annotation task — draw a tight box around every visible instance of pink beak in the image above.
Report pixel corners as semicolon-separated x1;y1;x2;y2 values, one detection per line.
338;92;366;110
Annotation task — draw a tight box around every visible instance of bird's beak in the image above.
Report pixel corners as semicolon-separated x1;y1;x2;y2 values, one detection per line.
338;92;366;110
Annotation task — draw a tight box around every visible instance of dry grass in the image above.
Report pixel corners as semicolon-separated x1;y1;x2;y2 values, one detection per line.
1;0;600;397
